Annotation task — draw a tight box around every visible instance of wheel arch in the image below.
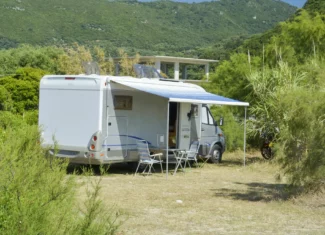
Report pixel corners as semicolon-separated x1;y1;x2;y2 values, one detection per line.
208;141;224;155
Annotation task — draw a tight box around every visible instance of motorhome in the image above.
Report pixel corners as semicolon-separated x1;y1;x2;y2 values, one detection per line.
38;74;248;165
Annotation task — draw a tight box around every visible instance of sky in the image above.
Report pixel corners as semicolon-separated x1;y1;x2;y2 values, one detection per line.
280;0;308;8
143;0;309;8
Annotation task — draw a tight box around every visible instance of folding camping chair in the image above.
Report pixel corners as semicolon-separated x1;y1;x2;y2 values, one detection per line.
135;140;163;175
183;140;200;168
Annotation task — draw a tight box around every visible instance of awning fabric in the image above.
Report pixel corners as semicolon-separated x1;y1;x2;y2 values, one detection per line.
110;78;249;107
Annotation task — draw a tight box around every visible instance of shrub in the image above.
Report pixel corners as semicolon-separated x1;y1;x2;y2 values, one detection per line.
210;105;245;151
276;90;325;192
247;60;325;192
0;120;123;234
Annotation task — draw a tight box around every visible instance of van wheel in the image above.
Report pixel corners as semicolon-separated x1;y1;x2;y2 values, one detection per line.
210;145;222;164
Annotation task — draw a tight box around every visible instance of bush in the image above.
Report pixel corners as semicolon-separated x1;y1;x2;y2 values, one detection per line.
276;90;325;192
210;105;245;151
247;60;325;192
0;121;123;234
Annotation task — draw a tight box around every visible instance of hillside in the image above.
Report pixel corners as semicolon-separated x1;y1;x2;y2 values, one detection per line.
141;0;308;8
304;0;325;14
237;0;324;56
0;0;296;55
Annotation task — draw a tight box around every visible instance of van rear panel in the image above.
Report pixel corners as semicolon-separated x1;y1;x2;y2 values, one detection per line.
39;76;105;151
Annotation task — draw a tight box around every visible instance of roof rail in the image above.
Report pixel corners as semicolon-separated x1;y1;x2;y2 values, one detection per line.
159;78;181;83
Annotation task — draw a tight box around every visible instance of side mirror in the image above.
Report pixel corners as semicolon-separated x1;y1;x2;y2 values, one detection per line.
219;117;224;126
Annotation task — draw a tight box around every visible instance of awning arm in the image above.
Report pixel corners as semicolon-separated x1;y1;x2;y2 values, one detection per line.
244;107;247;167
166;102;170;179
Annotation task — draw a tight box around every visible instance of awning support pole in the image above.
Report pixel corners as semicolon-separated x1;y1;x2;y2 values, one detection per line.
166;101;170;179
244;107;247;167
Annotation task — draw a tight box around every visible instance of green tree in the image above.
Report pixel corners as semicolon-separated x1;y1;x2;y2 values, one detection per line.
210;53;261;101
57;43;93;74
117;48;140;77
0;86;13;111
0;45;63;75
0;67;47;113
93;46;115;75
269;10;325;64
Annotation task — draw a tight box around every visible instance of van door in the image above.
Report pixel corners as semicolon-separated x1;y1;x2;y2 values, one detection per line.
104;116;128;159
178;103;192;150
200;105;217;148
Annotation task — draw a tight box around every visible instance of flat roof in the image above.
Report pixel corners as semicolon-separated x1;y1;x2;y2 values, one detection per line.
139;56;218;65
113;56;218;65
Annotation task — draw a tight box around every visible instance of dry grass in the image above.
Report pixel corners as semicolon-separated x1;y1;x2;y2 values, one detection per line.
77;151;325;235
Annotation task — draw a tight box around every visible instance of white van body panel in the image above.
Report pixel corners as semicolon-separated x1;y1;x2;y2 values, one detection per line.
39;76;105;153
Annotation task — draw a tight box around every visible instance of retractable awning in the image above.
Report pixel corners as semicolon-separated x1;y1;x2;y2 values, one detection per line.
110;77;249;178
110;78;249;107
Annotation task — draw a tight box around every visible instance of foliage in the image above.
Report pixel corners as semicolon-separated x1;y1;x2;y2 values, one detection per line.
210;106;244;151
0;0;296;55
275;89;325;192
246;61;307;137
57;43;92;74
77;175;123;235
0;112;27;132
93;46;115;75
0;36;18;50
266;10;325;65
304;0;325;15
246;59;325;191
206;5;325;191
210;53;261;101
0;86;13;111
0;124;76;234
117;48;140;76
0;67;47;113
0;45;64;75
0;116;123;234
196;35;249;61
239;8;325;66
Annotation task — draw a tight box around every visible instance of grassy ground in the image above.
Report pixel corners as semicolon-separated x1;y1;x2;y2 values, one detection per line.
78;151;325;235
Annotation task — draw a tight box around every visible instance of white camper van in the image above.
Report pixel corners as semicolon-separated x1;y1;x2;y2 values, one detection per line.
39;75;248;165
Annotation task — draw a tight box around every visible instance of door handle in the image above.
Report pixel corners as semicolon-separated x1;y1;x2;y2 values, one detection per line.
201;128;205;131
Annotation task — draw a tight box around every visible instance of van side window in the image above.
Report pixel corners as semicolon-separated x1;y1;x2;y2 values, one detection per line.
208;110;214;125
201;106;208;124
202;106;215;125
114;95;133;110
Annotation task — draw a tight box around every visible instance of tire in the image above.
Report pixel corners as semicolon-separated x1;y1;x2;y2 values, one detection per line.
210;145;222;164
261;146;273;160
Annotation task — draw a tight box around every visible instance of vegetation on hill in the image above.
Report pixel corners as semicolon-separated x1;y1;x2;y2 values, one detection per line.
236;0;325;58
0;0;296;55
207;0;325;191
304;0;325;14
